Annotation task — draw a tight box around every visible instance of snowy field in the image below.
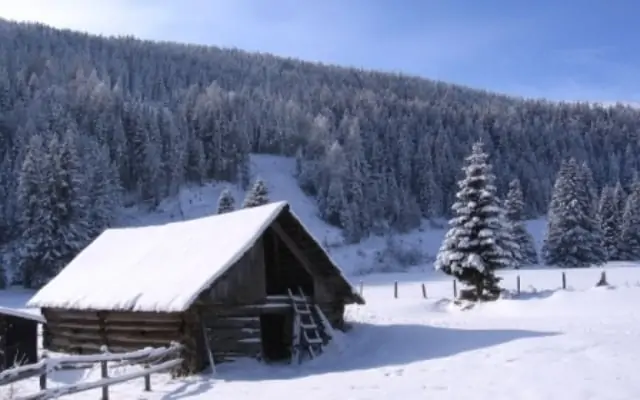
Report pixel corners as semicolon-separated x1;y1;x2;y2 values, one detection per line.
4;154;640;399
5;265;640;399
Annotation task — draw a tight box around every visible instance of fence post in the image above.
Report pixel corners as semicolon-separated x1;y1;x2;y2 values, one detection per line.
100;345;110;400
562;271;567;290
39;351;48;390
421;283;427;299
516;275;521;296
596;270;608;287
394;281;398;299
101;359;109;400
359;281;364;296
144;364;151;391
453;280;458;298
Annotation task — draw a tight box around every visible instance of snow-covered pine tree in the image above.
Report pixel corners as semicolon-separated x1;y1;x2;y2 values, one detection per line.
496;197;520;269
612;181;627;258
46;129;92;274
16;134;56;288
619;178;640;260
504;178;538;266
598;186;620;261
577;162;607;264
543;159;605;268
434;141;510;301
217;188;236;214
243;178;270;208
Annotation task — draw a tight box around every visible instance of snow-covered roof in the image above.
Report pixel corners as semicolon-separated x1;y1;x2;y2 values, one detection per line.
0;306;45;323
27;201;362;313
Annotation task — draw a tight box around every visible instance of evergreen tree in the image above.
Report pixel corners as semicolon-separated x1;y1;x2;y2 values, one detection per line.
0;263;6;289
598;186;620;261
434;141;509;301
504;179;538;266
217;188;236;214
543;159;605;268
16;134;56;288
243;178;270;208
619;178;640;260
612;181;627;258
496;197;520;269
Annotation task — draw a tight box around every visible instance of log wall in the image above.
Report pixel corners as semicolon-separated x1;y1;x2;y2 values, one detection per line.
42;308;184;354
197;301;291;364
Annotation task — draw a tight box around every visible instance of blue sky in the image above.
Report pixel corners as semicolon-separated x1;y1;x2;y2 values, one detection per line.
1;0;638;102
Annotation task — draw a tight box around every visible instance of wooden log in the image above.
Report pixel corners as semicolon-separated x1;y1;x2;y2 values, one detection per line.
53;329;178;344
44;309;183;324
49;337;132;354
199;305;288;317
208;332;261;343
210;338;262;351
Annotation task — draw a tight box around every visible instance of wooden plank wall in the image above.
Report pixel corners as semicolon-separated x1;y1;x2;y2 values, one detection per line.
206;239;266;305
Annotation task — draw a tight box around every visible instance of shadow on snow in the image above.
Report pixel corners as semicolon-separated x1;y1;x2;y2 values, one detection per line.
205;321;560;382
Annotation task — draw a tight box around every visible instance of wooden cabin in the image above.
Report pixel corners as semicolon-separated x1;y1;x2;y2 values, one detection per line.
0;306;44;371
27;201;364;374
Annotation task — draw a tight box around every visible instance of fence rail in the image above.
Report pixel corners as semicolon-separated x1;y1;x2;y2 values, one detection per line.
358;269;613;299
0;343;183;400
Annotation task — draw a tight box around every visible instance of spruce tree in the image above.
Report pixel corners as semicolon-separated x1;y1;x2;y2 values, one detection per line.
16;135;56;288
612;181;627;258
243;178;270;208
0;263;6;289
496;197;520;269
217;188;236;214
504;179;538;266
619;178;640;260
598;186;619;261
543;159;605;268
434;141;509;301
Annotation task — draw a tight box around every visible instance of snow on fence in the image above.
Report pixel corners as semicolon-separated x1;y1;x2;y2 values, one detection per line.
358;269;617;299
0;343;183;400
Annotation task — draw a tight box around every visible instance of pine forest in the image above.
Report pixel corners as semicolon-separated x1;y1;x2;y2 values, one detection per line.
1;19;640;287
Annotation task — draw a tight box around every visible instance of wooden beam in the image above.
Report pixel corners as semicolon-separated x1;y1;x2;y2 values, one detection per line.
270;221;317;277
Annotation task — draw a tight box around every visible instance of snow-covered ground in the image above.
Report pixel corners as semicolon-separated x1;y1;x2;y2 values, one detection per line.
5;265;640;399
4;154;640;399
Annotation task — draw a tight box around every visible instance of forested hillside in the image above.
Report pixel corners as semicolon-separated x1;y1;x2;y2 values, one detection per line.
1;19;640;286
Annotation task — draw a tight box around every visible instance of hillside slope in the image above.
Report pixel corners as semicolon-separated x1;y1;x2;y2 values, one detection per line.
1;19;638;279
118;154;547;277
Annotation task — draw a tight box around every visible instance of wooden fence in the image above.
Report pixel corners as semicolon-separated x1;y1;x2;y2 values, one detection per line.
0;343;183;400
357;270;611;299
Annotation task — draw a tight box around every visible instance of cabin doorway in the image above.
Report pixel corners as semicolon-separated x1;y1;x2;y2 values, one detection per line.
260;312;292;362
2;316;38;370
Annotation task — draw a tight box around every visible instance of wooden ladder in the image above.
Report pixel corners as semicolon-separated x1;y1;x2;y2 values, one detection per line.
287;287;325;363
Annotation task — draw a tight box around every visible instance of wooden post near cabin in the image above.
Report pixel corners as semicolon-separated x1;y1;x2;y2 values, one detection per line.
394;281;398;298
516;275;521;296
562;272;567;290
39;351;48;390
101;358;109;400
421;283;427;299
453;280;458;298
596;270;608;287
144;364;151;391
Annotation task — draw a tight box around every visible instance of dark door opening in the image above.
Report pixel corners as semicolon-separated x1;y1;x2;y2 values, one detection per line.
260;312;292;362
3;317;37;369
